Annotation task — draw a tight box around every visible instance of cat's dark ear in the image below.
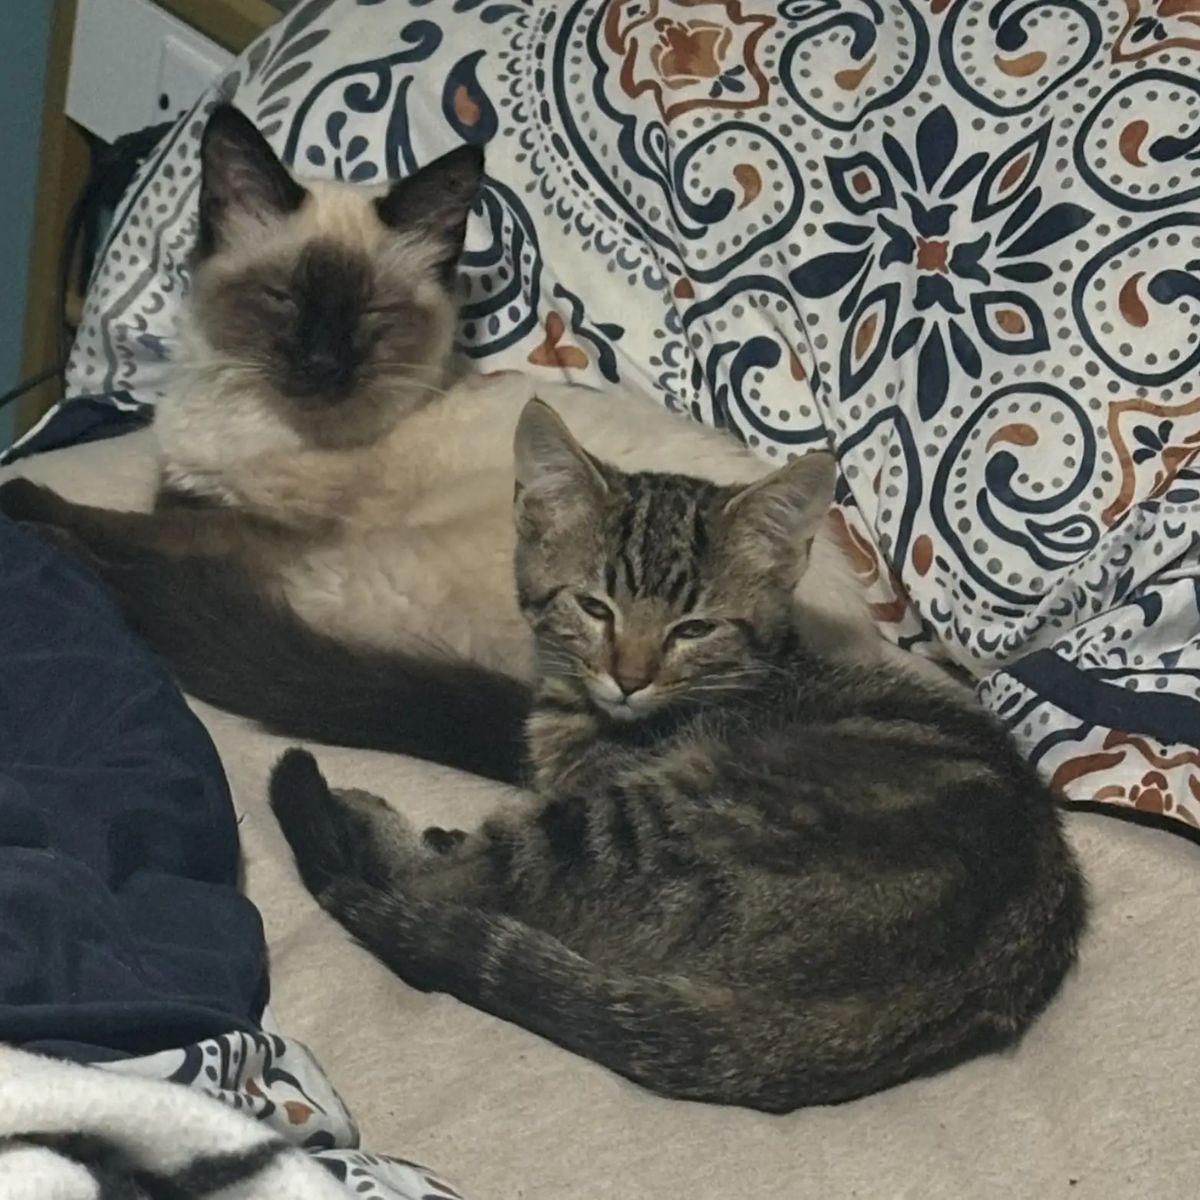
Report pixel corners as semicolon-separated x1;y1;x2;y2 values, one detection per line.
513;399;608;533
197;105;306;256
722;452;835;571
374;144;484;276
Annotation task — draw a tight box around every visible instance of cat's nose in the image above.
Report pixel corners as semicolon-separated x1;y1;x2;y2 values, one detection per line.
302;349;354;393
304;349;344;379
613;666;654;696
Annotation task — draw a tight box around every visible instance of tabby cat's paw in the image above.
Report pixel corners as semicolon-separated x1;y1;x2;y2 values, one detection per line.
269;748;348;899
422;826;469;854
271;748;423;900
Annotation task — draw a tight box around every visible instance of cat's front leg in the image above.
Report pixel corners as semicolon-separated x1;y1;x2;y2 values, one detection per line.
0;479;145;572
421;826;470;854
270;749;490;907
269;750;581;1003
271;749;427;897
0;477;251;561
0;478;83;527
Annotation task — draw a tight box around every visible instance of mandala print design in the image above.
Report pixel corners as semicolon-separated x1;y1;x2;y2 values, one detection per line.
16;0;1199;833
792;104;1093;417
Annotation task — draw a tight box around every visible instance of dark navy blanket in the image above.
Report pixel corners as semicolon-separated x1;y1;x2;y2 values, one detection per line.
0;514;267;1062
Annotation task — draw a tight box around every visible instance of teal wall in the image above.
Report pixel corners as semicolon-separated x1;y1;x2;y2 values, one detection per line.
0;1;54;448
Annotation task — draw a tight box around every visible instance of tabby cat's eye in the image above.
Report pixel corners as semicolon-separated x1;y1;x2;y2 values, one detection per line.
575;593;614;621
262;285;292;306
669;619;717;642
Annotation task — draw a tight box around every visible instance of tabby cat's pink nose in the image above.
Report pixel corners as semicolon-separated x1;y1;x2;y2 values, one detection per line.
614;667;654;696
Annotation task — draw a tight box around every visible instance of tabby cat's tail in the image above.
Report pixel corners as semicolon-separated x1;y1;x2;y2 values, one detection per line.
93;552;531;784
270;750;1079;1112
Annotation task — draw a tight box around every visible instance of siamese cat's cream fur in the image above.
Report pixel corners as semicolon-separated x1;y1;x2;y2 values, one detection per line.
0;104;951;782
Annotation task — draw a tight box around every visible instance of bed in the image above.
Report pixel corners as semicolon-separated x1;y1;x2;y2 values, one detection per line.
3;0;1199;1195
4;426;1199;1197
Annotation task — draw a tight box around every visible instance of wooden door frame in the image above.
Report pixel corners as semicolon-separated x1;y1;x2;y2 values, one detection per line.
16;0;276;436
17;0;87;436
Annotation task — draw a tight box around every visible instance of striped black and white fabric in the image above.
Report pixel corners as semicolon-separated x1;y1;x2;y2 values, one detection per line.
0;1043;465;1200
0;1046;362;1200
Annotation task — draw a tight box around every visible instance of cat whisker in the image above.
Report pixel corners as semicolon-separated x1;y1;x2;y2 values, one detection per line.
381;378;449;398
373;361;447;376
543;667;585;680
536;651;587;680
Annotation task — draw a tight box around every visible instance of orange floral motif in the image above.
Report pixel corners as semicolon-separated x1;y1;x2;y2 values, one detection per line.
606;0;775;122
995;50;1047;77
1118;272;1149;326
1113;0;1200;61
1118;120;1150;168
732;162;761;208
652;18;730;84
916;238;949;274
834;54;876;91
1100;394;1200;526
912;534;934;577
1128;769;1173;814
828;507;880;588
986;423;1039;452
1050;730;1200;828
827;508;918;628
453;85;482;126
527;312;588;371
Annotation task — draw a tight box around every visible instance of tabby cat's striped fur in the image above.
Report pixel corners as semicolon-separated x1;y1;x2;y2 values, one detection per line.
270;399;1087;1112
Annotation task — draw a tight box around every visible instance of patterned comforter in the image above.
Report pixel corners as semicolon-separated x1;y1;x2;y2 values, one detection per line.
19;0;1200;831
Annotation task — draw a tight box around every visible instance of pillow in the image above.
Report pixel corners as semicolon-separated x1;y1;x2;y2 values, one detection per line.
39;0;1200;831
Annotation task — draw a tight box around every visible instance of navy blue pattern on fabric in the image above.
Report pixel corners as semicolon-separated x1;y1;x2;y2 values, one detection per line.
0;517;267;1062
3;394;152;466
12;0;1200;832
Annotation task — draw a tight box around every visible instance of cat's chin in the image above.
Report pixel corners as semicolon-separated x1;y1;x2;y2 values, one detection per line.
595;700;642;723
588;686;663;723
586;675;649;721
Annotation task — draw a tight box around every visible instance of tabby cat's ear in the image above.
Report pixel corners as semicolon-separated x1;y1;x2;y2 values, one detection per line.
722;451;835;566
513;399;609;530
197;105;307;257
375;144;484;277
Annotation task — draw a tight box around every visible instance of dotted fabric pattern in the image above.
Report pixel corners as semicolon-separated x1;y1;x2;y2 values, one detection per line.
40;0;1200;830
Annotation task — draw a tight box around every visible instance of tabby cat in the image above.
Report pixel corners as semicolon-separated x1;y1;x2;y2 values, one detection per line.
269;398;1086;1112
0;103;928;783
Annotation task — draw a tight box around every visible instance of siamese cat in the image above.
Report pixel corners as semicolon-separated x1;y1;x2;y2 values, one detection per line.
0;104;952;783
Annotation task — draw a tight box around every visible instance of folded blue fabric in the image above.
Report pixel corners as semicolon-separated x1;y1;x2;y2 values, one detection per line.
0;515;266;1062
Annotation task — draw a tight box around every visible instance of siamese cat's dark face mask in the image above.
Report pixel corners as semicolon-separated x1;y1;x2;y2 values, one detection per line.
198;238;439;409
188;104;483;437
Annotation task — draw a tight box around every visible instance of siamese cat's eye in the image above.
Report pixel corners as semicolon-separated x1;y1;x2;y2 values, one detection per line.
668;619;717;642
575;594;614;622
261;285;293;307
